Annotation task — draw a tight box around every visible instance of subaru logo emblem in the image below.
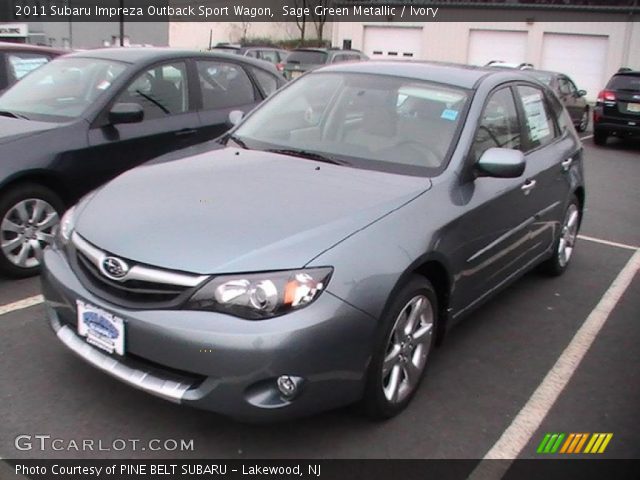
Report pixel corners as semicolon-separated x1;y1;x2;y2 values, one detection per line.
101;257;129;280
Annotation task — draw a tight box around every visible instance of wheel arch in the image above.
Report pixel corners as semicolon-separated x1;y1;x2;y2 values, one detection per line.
0;170;70;206
378;252;453;347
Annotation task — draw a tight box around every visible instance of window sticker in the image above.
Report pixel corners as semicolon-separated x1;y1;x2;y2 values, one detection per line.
441;109;459;121
522;93;551;142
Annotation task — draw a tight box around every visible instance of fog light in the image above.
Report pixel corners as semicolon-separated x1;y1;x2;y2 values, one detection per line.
277;375;302;398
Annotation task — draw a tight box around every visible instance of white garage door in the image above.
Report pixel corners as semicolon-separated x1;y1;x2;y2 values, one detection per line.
467;30;528;66
541;33;608;102
363;26;423;60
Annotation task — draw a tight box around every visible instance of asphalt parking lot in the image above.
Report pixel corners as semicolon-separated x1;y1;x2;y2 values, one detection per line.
0;135;638;462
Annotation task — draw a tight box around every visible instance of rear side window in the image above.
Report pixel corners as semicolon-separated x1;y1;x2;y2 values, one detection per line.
471;87;521;162
7;53;51;81
196;61;255;110
516;85;556;151
249;66;278;96
257;50;279;63
607;74;640;91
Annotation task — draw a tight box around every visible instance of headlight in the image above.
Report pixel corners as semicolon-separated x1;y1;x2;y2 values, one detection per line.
185;267;333;319
57;206;76;246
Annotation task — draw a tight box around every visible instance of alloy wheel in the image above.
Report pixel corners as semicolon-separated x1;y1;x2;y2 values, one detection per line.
382;295;434;404
1;198;59;269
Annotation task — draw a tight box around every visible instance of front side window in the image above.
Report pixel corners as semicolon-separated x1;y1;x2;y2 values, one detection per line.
517;85;557;150
114;62;188;121
0;57;127;122
196;61;255;110
558;77;577;96
471;87;521;162
233;72;470;175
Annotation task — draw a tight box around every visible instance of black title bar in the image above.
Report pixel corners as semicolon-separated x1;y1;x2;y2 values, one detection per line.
1;0;640;22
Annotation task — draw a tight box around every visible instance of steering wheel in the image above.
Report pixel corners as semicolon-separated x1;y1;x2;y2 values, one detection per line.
388;140;441;168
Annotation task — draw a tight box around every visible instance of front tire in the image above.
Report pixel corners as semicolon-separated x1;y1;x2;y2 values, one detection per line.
0;184;64;278
362;275;438;419
540;196;581;277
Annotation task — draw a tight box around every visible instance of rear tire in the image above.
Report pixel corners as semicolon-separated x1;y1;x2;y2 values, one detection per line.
540;196;581;277
593;128;608;146
0;184;64;278
362;275;438;419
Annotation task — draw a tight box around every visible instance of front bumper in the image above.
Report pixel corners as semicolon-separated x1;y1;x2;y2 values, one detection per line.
41;247;376;421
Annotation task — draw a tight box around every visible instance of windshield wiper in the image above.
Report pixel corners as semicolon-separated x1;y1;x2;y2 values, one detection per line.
0;110;29;120
225;134;249;149
266;148;348;166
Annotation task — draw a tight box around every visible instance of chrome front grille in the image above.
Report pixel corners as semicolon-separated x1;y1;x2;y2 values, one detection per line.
70;232;208;308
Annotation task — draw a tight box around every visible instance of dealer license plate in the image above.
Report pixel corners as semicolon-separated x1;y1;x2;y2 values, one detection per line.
77;300;125;356
628;103;640;113
290;70;303;79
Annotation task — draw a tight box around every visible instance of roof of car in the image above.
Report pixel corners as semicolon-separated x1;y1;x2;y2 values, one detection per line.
64;47;282;72
291;48;363;54
319;61;512;89
0;41;68;55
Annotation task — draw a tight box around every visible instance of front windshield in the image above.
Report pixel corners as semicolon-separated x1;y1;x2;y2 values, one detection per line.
0;57;127;122
233;72;470;175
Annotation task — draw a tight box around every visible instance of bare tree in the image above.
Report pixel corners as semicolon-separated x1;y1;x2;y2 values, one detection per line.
240;20;251;42
310;0;332;43
293;0;308;42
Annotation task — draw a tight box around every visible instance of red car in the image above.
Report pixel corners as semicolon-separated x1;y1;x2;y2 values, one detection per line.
0;42;67;92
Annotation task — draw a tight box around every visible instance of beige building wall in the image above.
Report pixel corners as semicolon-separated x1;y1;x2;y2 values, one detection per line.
332;20;639;82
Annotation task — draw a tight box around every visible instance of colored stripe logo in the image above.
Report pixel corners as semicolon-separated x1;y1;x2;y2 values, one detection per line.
537;433;613;454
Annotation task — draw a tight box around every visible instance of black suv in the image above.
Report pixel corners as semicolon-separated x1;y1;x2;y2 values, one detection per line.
593;69;640;145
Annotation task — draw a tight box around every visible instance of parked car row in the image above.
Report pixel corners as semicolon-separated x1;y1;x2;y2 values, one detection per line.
0;42;589;421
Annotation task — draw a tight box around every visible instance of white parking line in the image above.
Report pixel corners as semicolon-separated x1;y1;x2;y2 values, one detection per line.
578;234;639;251
580;134;594;140
0;295;43;316
471;248;640;477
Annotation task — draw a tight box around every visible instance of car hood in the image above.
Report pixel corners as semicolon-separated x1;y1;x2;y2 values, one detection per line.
76;148;431;274
0;116;59;145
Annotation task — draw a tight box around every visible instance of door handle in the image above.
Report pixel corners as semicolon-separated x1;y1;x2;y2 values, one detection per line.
561;158;573;171
175;129;197;137
521;179;537;195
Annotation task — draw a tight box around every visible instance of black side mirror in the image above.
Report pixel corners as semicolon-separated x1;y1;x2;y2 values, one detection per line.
476;148;526;179
109;103;144;125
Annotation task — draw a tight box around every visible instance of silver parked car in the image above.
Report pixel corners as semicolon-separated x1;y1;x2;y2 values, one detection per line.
41;61;585;421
